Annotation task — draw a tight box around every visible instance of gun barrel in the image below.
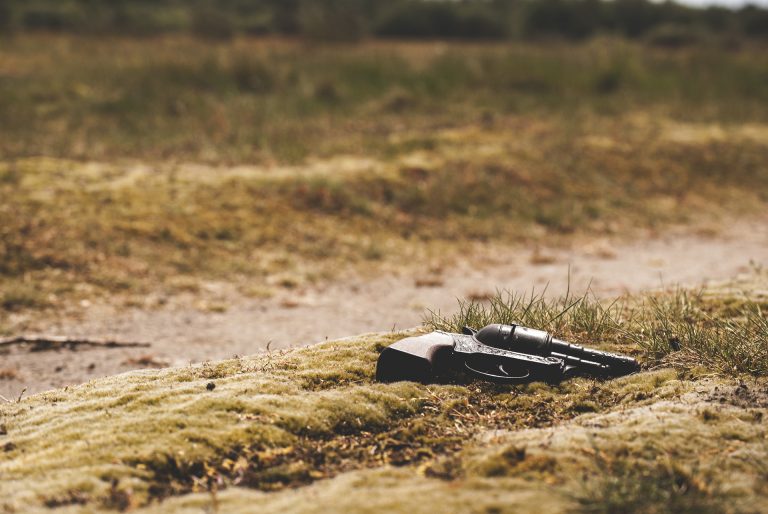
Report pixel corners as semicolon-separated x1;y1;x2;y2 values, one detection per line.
550;338;639;374
473;324;639;375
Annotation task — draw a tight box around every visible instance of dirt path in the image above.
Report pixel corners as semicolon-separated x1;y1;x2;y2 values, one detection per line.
2;216;767;398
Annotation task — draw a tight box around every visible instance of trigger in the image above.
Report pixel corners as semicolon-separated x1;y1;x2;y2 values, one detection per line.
462;326;478;336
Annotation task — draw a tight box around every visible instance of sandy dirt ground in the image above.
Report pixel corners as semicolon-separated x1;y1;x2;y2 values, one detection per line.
2;216;767;399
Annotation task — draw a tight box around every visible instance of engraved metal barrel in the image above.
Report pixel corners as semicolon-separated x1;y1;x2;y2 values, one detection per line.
473;324;638;376
549;339;638;375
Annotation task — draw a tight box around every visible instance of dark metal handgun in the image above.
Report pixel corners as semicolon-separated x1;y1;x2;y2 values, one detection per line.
376;323;639;384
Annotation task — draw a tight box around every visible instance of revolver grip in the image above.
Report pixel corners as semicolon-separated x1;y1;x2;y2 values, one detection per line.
375;332;454;384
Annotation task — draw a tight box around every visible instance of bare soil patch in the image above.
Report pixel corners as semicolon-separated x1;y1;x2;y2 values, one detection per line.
709;382;768;409
1;216;767;399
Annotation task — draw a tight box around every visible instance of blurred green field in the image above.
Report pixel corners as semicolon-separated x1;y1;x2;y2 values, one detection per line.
2;35;768;161
1;35;768;316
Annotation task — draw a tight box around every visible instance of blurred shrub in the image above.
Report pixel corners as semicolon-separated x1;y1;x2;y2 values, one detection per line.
191;6;235;40
593;66;624;95
610;0;664;38
2;0;768;42
375;2;507;39
313;80;341;103
21;6;84;31
701;7;733;32
266;0;301;34
523;0;604;40
0;0;14;33
645;24;703;48
231;57;274;94
739;5;768;37
379;87;419;113
297;0;368;42
110;4;188;36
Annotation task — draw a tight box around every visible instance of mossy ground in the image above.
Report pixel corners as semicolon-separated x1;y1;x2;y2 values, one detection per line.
2;274;767;513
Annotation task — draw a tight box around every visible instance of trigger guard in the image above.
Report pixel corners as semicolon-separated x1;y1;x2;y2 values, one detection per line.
463;360;531;384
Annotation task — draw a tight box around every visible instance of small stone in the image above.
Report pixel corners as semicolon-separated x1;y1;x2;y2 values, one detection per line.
206;382;216;391
0;424;6;435
3;441;16;452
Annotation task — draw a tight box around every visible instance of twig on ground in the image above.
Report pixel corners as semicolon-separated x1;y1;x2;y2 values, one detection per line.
0;336;151;352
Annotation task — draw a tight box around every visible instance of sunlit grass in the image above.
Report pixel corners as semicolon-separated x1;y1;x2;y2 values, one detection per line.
426;273;768;377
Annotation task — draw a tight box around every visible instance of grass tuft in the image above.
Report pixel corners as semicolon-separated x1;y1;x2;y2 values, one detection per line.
635;289;768;376
425;288;629;352
425;278;768;378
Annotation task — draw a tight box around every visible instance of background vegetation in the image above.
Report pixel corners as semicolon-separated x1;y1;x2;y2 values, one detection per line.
2;34;768;316
0;0;767;42
3;36;768;163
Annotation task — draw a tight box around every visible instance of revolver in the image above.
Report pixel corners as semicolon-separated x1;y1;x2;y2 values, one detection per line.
376;324;639;384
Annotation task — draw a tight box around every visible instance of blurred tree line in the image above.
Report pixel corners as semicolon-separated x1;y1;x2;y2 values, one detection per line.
0;0;766;41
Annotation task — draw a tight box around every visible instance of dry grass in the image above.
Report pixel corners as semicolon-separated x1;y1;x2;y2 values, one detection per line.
2;36;768;320
425;288;630;354
3;36;768;163
427;270;768;378
2;114;767;317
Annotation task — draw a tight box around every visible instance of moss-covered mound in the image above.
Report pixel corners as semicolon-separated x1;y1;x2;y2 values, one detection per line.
142;382;768;514
2;280;767;513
